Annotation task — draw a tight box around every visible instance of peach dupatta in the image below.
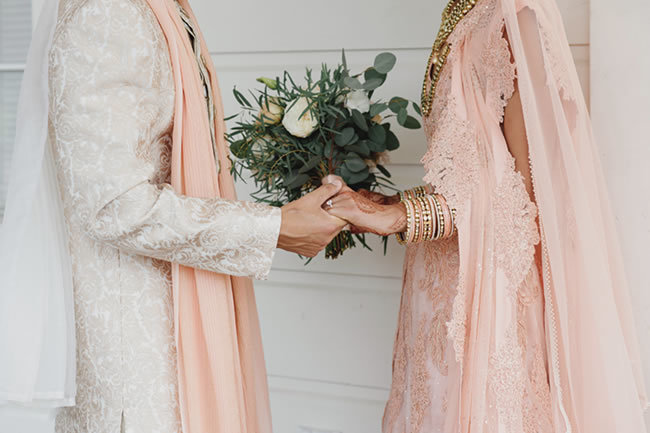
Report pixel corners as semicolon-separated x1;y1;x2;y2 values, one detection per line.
143;1;272;433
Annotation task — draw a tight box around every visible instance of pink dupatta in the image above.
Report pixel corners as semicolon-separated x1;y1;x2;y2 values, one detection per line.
143;1;272;432
427;0;649;431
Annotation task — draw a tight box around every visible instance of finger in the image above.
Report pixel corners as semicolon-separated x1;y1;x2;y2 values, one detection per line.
307;182;342;205
322;175;353;193
330;190;354;205
325;206;352;223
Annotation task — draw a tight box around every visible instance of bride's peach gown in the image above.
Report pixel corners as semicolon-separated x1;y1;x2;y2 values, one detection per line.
382;0;648;432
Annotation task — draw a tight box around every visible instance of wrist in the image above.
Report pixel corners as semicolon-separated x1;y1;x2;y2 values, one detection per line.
384;202;407;234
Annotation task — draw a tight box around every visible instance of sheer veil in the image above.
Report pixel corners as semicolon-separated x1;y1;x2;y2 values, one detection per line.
500;0;648;430
0;0;75;429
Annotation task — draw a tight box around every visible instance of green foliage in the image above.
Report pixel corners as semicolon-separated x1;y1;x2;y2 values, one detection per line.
226;50;421;259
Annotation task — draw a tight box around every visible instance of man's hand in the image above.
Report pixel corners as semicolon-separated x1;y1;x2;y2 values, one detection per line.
277;182;348;257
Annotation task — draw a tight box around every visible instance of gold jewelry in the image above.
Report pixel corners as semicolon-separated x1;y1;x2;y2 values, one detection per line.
396;198;414;245
421;0;478;116
431;194;445;240
424;194;438;241
450;208;457;236
412;198;422;243
417;196;433;241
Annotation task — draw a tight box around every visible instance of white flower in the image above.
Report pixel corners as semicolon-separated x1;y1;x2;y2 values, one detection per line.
282;97;318;138
345;90;370;113
259;97;283;125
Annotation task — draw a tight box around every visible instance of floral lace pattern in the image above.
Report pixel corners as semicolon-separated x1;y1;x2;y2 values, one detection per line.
384;1;553;432
493;156;541;296
49;0;281;432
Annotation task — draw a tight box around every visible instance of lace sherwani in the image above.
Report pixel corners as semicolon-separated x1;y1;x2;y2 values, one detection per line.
47;0;281;431
383;1;554;432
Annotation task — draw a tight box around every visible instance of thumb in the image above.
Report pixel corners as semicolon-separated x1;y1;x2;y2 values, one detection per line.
308;181;342;204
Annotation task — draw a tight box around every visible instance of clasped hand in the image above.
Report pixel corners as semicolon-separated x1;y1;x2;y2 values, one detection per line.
321;175;407;237
276;176;407;258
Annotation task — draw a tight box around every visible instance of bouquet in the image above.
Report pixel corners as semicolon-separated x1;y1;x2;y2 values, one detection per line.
227;50;421;259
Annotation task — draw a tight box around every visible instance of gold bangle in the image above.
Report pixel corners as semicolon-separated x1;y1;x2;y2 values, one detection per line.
395;198;413;245
431;194;444;240
412;198;421;243
424;194;438;241
416;196;433;242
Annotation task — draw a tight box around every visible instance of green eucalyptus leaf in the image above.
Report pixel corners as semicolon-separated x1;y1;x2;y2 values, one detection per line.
377;164;392;178
403;115;422;129
347;140;370;157
374;52;397;74
344;154;368;173
335;127;356;146
363;78;384;91
323;141;334;157
389;97;409;113
412;101;422;116
343;76;363;90
339;165;353;184
368;124;386;145
364;68;387;86
397;108;408;125
369;103;389;117
351;109;368;131
385;130;400;151
367;139;386;153
347;167;370;184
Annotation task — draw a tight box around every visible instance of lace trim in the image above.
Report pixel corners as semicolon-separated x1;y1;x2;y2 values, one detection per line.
481;23;516;123
493;156;540;296
522;0;576;102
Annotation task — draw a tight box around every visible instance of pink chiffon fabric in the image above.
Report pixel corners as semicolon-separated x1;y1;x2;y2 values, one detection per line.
382;0;649;432
142;2;272;433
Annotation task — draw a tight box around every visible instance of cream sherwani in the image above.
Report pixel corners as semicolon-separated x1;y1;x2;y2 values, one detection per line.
48;0;281;431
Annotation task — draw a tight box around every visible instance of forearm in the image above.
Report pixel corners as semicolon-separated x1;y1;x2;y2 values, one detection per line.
88;182;281;279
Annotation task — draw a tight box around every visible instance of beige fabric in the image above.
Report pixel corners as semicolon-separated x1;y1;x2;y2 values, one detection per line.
48;0;281;431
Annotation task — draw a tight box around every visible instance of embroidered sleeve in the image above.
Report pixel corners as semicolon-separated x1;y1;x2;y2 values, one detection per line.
48;0;281;280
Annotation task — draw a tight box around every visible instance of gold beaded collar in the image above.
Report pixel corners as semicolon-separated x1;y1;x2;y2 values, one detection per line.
421;0;479;117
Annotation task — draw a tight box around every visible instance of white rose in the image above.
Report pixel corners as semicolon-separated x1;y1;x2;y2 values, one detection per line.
259;97;283;125
282;97;318;138
345;90;370;113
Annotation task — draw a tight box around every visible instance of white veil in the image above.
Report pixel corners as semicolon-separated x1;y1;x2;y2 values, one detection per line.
0;0;75;430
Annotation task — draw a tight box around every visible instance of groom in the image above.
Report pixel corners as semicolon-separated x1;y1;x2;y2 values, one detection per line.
12;0;350;432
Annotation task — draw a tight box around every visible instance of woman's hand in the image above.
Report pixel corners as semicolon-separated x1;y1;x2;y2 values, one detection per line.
325;190;407;236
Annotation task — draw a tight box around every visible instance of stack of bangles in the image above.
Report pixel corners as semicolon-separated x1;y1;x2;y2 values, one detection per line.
396;185;457;244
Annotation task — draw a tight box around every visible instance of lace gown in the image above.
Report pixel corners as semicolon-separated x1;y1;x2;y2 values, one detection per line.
48;0;281;431
383;1;554;432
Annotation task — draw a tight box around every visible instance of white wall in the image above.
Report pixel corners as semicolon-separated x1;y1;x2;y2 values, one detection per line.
190;1;593;432
591;0;650;428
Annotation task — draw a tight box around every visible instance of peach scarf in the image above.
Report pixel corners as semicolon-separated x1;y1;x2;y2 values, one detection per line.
143;1;272;433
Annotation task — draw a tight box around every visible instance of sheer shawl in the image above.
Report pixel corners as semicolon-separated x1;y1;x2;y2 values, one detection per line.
427;0;648;431
503;0;648;430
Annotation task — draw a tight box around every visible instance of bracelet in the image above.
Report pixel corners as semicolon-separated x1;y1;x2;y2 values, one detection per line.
395;199;414;245
437;194;453;238
417;196;433;242
431;194;445;240
412;198;421;243
424;194;438;241
399;185;429;202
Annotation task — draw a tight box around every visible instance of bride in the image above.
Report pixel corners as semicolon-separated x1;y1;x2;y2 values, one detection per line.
326;0;649;431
